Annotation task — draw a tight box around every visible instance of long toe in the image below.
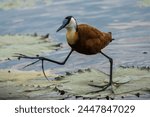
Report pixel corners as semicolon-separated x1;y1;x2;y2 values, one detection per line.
88;83;110;88
87;83;113;94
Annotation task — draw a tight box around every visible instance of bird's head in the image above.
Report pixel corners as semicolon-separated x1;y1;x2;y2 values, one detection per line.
56;16;77;32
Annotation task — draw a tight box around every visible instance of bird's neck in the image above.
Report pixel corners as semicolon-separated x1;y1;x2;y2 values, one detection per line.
66;27;78;45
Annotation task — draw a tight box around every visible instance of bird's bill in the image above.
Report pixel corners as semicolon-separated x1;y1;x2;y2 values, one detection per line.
56;18;69;32
56;24;65;32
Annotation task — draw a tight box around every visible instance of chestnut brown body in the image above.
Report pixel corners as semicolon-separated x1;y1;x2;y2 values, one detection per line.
66;24;112;55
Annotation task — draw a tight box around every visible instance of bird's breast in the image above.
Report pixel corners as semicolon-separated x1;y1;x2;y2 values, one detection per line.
66;31;78;45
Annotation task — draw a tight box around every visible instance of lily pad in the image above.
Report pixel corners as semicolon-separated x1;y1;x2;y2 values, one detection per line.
0;69;57;99
0;34;61;61
139;0;150;7
57;68;150;99
0;68;150;99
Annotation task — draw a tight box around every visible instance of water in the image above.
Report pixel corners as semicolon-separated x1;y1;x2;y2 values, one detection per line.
0;0;150;74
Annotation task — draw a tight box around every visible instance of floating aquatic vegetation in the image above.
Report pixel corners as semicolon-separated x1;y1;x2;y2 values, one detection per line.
0;67;150;99
57;68;150;99
0;34;61;61
0;69;57;99
138;0;150;7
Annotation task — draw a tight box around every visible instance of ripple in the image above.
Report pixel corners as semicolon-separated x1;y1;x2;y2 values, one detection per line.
108;20;150;30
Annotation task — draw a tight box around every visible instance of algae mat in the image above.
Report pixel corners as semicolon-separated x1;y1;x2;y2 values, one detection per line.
0;69;57;99
0;68;150;99
0;34;60;61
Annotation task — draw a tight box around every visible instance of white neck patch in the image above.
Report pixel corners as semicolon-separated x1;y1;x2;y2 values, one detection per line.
66;17;77;30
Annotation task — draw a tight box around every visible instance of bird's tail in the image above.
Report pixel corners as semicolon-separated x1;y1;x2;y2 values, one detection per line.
108;32;115;41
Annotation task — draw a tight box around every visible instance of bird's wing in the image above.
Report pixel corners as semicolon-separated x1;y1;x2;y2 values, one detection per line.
78;24;104;39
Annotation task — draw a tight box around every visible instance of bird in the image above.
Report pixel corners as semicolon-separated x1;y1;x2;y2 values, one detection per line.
15;16;113;93
57;16;112;55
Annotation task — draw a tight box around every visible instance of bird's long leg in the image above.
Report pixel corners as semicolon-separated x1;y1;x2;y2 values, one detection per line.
14;49;73;80
100;51;113;87
88;51;113;93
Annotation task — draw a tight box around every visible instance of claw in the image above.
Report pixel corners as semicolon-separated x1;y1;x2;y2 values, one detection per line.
14;53;27;57
13;53;29;60
16;54;49;81
23;60;41;69
87;83;113;94
88;84;109;88
41;60;50;81
13;53;50;81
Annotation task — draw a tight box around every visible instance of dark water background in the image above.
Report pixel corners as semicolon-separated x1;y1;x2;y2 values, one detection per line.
0;0;150;75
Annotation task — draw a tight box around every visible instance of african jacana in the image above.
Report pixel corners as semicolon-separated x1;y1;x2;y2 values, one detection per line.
15;16;113;93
